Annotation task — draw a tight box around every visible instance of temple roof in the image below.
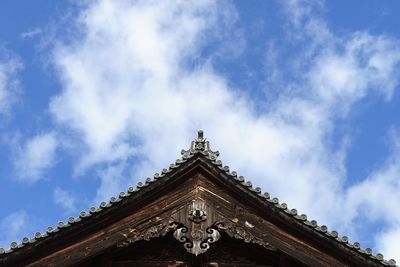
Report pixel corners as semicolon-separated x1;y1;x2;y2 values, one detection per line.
0;130;397;266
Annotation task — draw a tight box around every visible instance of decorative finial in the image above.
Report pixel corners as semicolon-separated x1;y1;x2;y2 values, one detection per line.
197;130;204;139
181;130;219;159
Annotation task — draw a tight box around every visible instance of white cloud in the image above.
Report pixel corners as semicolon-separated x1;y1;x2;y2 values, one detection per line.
0;55;22;115
377;227;400;261
53;187;78;213
309;33;400;109
0;211;29;249
94;161;130;203
20;27;42;39
48;0;400;261
344;131;400;259
13;132;58;183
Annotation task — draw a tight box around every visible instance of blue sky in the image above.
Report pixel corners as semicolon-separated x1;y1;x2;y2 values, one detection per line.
1;0;400;262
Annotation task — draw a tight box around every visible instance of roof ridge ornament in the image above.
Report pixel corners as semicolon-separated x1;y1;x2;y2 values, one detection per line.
181;130;220;160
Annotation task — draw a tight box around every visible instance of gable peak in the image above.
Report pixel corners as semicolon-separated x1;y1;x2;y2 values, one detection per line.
181;130;219;160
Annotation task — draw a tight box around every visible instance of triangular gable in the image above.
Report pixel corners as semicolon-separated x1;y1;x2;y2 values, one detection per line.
0;131;396;267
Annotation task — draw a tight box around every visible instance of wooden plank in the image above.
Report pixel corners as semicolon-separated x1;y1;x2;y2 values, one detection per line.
279;253;292;267
25;180;206;267
113;261;189;267
19;171;375;267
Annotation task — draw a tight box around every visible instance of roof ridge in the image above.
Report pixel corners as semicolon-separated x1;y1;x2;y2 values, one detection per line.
181;130;220;160
0;130;397;266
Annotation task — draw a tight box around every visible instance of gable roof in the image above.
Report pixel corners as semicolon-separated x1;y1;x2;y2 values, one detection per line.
0;130;397;266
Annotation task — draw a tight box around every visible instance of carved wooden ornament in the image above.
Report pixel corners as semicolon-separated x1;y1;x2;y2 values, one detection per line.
173;226;220;256
117;220;178;248
170;199;222;256
117;197;276;256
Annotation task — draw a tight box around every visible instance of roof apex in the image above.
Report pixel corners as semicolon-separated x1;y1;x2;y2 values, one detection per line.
181;130;219;160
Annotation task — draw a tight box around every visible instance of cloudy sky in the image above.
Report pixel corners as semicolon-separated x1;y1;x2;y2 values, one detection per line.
1;0;400;262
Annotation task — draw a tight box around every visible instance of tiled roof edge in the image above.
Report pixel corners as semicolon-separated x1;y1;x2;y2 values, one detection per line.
0;131;396;267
